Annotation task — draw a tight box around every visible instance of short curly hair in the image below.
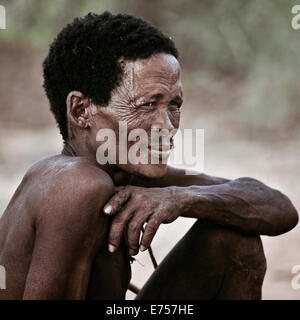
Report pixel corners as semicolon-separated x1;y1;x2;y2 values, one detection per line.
43;11;178;141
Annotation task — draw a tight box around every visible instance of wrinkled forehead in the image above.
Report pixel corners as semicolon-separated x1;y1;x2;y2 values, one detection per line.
121;53;181;90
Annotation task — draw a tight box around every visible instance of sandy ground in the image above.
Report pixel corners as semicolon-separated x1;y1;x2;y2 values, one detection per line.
0;126;299;300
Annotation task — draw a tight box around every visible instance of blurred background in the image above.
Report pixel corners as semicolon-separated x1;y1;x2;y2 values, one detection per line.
0;0;299;299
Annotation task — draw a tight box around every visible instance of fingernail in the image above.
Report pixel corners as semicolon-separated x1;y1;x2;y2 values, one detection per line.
140;245;147;252
104;205;112;215
108;244;116;253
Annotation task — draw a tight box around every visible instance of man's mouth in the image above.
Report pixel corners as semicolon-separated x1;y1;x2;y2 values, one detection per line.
147;143;174;160
133;136;175;162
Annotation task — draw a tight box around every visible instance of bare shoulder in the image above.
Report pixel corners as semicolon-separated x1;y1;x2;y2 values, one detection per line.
27;155;114;187
24;155;115;227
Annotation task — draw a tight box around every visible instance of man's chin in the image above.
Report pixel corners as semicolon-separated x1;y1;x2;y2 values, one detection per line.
119;163;168;180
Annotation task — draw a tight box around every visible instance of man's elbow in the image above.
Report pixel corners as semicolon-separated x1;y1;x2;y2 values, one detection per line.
284;200;299;232
268;193;298;236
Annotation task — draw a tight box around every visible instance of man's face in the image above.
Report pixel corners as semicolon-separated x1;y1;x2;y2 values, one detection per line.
91;53;183;178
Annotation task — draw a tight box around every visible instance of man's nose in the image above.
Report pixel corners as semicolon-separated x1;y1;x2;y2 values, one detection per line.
151;111;174;133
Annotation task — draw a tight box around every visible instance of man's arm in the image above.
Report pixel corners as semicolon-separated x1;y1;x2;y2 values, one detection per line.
23;166;114;299
172;177;298;236
105;166;298;254
131;165;298;235
131;166;230;187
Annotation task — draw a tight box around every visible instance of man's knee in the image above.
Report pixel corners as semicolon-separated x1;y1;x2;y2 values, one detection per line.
222;228;266;279
192;221;266;278
214;225;266;299
191;221;266;299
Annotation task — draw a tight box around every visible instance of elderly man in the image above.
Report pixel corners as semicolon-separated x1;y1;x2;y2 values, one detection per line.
0;12;298;300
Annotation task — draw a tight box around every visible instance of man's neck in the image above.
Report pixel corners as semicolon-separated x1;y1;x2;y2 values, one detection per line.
61;140;132;186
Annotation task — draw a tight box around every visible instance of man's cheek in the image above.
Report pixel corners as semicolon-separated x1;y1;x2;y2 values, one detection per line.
170;114;180;128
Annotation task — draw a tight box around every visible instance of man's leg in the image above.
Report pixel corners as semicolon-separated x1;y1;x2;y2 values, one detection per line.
135;220;266;300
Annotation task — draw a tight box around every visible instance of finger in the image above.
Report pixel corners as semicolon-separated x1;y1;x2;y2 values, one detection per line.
103;187;130;215
108;206;134;253
127;217;145;256
139;217;160;251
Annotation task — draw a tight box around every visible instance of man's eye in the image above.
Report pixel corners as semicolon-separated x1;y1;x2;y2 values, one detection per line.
142;101;156;107
169;101;182;109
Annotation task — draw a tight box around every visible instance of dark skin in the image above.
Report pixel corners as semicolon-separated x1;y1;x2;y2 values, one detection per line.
0;53;298;299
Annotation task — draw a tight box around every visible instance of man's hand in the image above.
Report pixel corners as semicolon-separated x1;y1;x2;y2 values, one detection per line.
103;185;181;255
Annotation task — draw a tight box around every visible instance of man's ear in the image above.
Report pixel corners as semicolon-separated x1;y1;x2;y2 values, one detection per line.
66;91;91;137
